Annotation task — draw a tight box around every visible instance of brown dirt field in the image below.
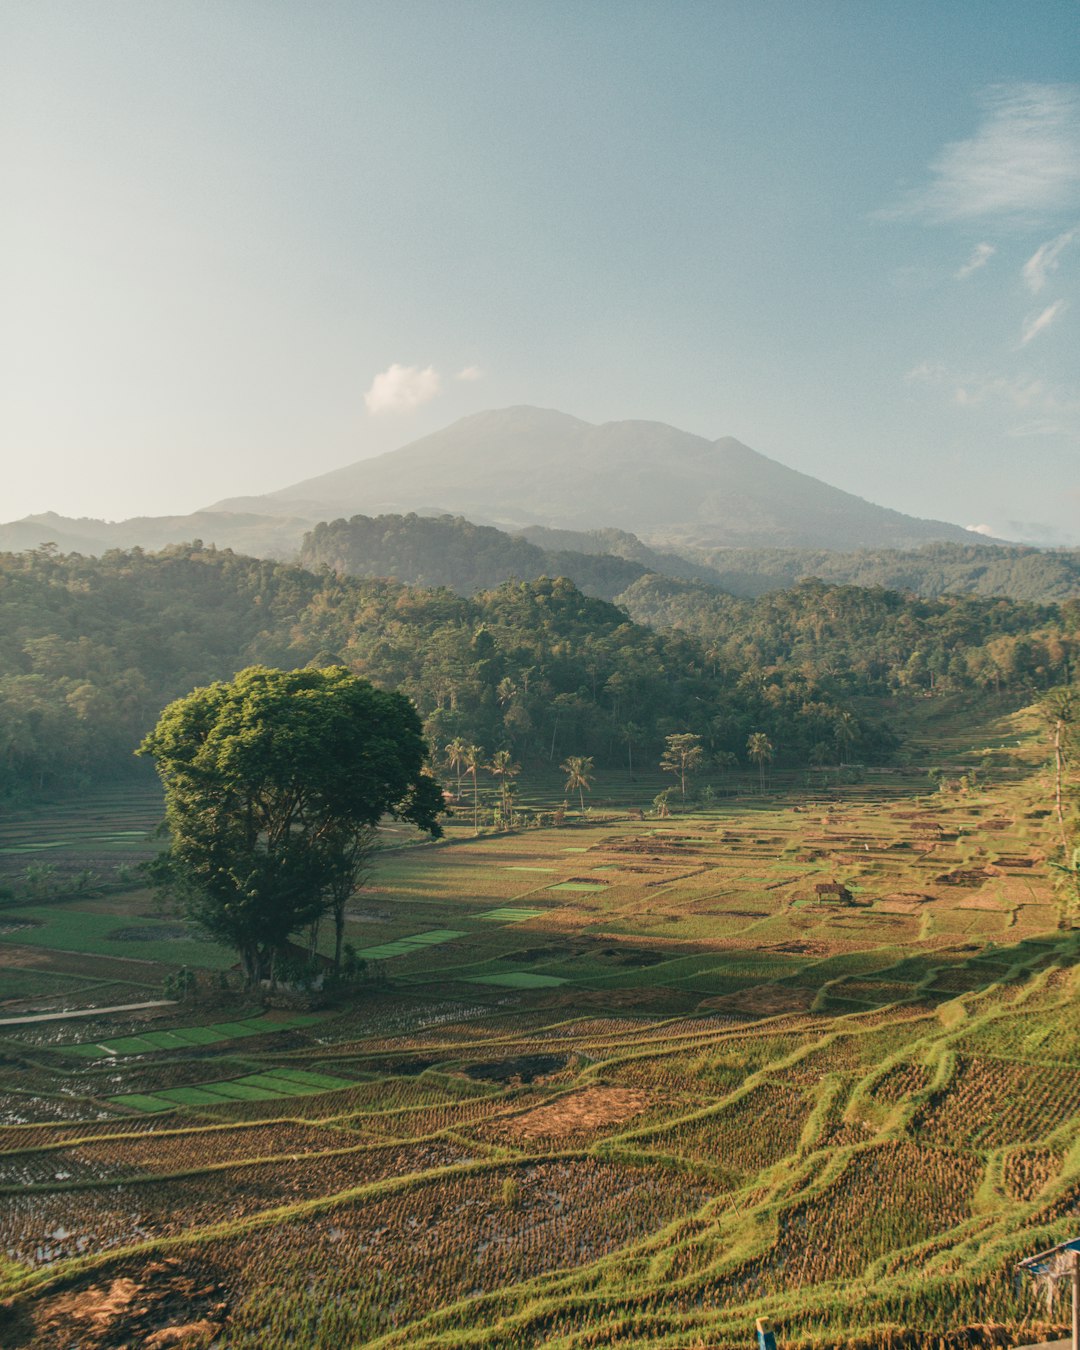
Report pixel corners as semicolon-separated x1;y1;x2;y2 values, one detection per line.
14;1261;229;1349
506;1087;651;1140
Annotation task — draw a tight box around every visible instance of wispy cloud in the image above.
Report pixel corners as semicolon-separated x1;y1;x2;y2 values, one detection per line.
884;83;1080;223
455;365;484;381
955;242;996;279
907;362;1051;411
364;363;441;415
1023;226;1077;291
1019;299;1067;345
906;361;1080;438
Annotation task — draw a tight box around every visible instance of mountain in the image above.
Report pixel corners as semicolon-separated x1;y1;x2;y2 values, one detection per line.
208;406;987;551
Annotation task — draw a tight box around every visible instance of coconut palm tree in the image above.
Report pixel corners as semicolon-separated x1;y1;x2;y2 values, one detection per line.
464;744;484;833
444;737;468;797
488;749;521;822
746;732;774;793
561;755;594;814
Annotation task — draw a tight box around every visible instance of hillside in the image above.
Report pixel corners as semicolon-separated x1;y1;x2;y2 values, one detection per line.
689;541;1080;601
209;405;985;551
298;513;652;599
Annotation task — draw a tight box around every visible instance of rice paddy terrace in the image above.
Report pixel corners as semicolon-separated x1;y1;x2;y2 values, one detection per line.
0;709;1078;1347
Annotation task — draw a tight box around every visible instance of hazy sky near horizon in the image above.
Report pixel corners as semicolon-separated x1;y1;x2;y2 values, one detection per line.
3;2;1080;542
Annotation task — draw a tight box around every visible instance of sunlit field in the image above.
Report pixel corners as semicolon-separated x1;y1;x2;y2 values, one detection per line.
0;703;1077;1348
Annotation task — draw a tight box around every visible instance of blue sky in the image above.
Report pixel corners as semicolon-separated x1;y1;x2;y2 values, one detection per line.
3;1;1080;542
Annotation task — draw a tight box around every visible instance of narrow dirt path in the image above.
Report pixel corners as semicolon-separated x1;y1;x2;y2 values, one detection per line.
0;1000;175;1027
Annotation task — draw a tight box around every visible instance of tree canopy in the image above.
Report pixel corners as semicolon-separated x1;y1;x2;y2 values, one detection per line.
138;665;443;982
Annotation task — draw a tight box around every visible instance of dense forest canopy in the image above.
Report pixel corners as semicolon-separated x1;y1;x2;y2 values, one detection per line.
299;513;650;600
1;544;1077;802
684;541;1080;602
619;574;1078;696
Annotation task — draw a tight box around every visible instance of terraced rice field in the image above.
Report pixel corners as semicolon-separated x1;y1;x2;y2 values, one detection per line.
0;707;1078;1347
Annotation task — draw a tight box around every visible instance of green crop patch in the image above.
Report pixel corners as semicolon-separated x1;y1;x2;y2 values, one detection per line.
548;882;606;892
358;929;465;960
111;1067;355;1111
475;907;547;922
467;972;568;988
59;1012;327;1059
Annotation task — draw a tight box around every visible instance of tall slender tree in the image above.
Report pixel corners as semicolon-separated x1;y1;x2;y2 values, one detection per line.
1040;688;1077;853
464;743;485;834
746;732;774;792
488;749;521;822
660;732;704;797
561;755;594;814
444;737;468;797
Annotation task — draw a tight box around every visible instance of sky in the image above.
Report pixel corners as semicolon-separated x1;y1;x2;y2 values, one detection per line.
3;1;1080;543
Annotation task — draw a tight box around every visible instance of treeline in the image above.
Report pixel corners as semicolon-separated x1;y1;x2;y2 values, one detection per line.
618;575;1079;696
683;541;1080;602
0;546;895;800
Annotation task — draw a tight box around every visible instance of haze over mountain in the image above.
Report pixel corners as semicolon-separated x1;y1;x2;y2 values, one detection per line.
207;407;985;551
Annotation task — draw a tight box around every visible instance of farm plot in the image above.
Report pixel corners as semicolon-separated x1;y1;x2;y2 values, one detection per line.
0;747;1075;1350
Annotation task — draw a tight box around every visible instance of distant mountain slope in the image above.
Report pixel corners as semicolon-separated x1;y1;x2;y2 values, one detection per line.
210;405;985;551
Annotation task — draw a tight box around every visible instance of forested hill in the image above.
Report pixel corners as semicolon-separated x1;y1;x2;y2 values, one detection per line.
299;513;652;599
2;545;1078;804
0;545;881;798
686;541;1080;601
618;574;1078;693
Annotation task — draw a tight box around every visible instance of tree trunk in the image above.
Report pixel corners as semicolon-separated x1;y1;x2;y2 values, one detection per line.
334;900;346;971
1055;722;1068;852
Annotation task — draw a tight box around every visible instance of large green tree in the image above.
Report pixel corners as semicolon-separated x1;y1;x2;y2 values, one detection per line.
138;665;443;984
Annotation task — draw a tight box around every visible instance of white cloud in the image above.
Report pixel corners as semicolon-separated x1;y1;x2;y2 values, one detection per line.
1019;299;1067;345
455;365;484;381
363;363;441;415
965;523;996;536
1023;226;1077;292
955;242;996;279
884;83;1080;223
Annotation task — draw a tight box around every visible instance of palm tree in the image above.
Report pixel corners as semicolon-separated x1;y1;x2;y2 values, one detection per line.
746;732;774;793
621;721;642;780
1040;688;1077;852
488;749;521;822
464;744;484;833
832;711;858;767
561;755;594;814
444;737;468;797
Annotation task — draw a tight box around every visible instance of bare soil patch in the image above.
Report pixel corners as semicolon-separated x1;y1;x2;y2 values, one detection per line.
507;1087;651;1140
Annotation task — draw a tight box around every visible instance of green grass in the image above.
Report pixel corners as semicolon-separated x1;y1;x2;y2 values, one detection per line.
0;903;232;968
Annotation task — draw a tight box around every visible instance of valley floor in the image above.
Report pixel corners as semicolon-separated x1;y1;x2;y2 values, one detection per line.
0;706;1077;1348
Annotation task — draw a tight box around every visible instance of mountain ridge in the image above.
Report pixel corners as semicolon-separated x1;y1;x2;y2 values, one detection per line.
205;405;989;551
